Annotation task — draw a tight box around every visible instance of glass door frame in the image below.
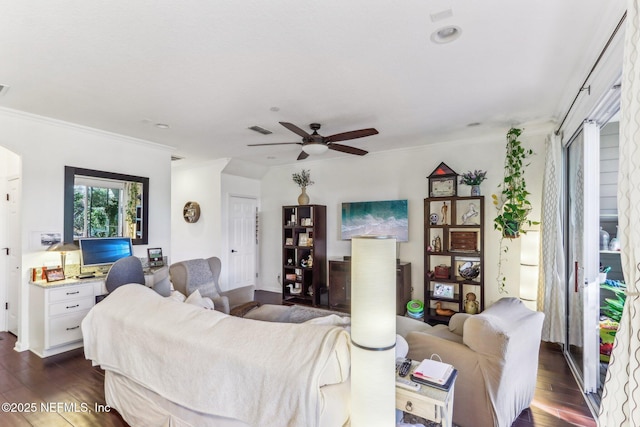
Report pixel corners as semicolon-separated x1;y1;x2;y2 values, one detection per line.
563;120;600;394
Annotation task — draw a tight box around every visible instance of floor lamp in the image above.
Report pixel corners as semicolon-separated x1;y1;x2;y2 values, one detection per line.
350;235;397;427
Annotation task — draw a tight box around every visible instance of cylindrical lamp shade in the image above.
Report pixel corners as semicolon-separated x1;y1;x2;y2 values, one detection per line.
350;236;397;427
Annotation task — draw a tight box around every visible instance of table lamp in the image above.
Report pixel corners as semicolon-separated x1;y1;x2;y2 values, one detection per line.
47;242;79;275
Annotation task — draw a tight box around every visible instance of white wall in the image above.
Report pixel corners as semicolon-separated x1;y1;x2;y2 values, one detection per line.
0;107;172;351
171;158;228;263
170;160;263;290
258;125;549;308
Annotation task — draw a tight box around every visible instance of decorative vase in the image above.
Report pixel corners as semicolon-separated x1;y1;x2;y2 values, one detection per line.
471;185;481;196
298;187;309;205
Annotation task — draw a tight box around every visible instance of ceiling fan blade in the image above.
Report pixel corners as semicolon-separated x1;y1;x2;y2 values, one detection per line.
325;128;378;143
297;151;309;160
247;142;302;147
328;143;368;156
280;122;310;138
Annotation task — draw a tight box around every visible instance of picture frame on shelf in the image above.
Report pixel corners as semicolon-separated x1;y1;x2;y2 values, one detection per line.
285;237;294;246
433;283;455;299
45;267;65;282
298;233;309;246
147;247;164;267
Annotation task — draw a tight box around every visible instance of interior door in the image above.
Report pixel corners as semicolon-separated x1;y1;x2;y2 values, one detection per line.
227;196;257;291
6;177;21;335
565;121;600;394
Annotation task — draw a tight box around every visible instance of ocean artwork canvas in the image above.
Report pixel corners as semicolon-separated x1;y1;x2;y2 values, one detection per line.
341;200;409;241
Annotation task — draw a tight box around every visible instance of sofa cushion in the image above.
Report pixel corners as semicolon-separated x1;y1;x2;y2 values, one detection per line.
185;289;215;310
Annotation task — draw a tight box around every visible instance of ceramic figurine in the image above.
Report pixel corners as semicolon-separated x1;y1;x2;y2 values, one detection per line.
434;236;442;252
307;255;313;267
464;292;479;314
441;202;448;225
435;302;456;317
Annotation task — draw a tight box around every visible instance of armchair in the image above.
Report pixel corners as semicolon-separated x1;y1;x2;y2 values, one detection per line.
405;297;544;427
169;257;255;314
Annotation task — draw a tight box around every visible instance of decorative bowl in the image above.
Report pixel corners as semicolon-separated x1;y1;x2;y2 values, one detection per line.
458;261;480;280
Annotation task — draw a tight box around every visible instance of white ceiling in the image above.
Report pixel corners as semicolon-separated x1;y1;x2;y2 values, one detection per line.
0;1;627;166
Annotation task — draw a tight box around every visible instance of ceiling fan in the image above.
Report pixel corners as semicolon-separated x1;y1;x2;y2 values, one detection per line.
248;122;379;160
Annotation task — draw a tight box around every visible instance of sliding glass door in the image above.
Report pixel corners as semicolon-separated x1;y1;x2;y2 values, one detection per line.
565;121;600;394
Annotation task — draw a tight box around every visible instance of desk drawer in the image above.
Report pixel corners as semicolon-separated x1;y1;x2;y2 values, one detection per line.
396;388;442;423
49;284;93;303
48;312;87;347
49;297;94;316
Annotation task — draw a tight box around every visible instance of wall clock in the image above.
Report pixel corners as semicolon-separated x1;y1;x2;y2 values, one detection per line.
183;201;201;223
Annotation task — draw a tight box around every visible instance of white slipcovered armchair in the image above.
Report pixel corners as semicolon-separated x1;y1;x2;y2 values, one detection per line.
169;257;255;314
405;297;544;427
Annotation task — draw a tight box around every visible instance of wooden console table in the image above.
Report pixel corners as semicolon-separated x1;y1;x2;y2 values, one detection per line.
328;259;411;314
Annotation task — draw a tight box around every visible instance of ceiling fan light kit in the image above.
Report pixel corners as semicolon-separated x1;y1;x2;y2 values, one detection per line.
247;121;378;160
301;143;329;155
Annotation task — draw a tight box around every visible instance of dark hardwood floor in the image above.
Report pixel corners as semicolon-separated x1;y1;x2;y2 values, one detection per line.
0;292;596;426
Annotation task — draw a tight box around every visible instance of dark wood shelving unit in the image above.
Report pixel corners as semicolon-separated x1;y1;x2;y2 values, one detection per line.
424;195;485;324
282;205;327;307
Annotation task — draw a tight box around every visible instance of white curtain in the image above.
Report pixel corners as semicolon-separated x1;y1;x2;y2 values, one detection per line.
599;1;640;425
538;133;566;344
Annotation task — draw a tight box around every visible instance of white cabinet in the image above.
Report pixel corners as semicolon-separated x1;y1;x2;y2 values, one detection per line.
30;281;98;357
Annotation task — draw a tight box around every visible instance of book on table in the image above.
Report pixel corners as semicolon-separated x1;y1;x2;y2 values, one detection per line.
409;358;456;389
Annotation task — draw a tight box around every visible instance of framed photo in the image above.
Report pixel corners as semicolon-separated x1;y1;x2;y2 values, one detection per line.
430;176;456;197
30;231;62;250
433;283;455;299
147;247;164;267
45;267;65;282
298;233;309;246
285;237;294;246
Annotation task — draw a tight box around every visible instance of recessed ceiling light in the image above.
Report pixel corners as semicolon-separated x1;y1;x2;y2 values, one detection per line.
270;106;280;112
467;122;481;127
267;156;276;160
431;26;462;44
155;123;170;129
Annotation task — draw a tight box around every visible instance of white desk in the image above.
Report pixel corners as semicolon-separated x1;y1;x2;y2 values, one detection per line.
29;269;161;357
396;360;456;427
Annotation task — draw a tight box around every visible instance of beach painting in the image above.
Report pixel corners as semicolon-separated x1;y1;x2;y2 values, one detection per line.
341;199;409;242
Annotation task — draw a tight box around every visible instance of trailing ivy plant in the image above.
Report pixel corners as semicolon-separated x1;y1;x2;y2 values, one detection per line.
492;127;539;292
492;127;538;237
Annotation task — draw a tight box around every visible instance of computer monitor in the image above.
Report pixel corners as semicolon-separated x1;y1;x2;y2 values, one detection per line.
79;237;133;273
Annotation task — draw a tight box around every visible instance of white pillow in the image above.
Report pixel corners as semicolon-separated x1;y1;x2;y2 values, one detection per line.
185;289;215;310
167;290;186;302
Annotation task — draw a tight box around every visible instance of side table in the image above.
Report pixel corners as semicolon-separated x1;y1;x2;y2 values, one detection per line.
396;360;456;427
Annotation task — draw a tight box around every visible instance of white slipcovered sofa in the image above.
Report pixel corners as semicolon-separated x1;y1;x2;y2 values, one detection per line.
405;297;545;427
82;285;351;427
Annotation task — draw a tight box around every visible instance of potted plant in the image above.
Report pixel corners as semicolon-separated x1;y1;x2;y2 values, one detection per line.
292;169;314;205
492;127;537;238
459;169;487;196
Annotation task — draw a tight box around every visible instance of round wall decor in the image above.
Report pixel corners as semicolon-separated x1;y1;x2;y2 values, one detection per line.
183;201;201;223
